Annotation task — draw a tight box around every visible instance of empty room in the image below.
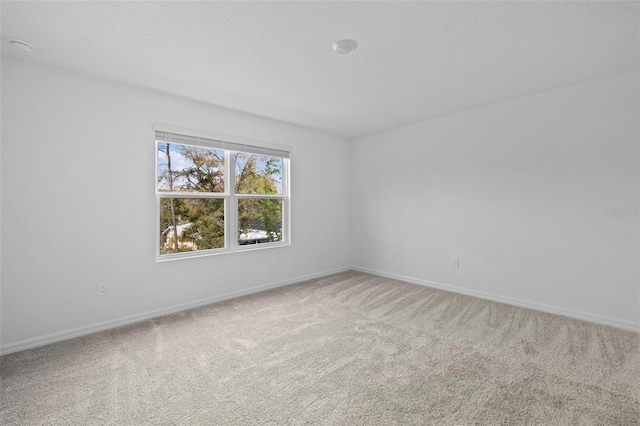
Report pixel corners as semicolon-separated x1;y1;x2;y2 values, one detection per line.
1;1;639;425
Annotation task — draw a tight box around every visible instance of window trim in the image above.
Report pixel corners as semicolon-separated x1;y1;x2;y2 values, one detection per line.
154;124;291;262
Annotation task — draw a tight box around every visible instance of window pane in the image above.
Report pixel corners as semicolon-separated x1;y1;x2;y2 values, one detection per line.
235;153;282;195
238;199;283;245
160;198;224;254
157;141;225;193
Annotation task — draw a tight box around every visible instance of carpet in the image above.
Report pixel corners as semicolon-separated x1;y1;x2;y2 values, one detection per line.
1;271;639;425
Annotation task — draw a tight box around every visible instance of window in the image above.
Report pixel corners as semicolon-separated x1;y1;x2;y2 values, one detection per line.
155;129;290;260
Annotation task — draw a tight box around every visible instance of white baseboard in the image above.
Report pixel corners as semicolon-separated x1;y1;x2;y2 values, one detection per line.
3;265;637;355
352;266;640;333
0;266;351;356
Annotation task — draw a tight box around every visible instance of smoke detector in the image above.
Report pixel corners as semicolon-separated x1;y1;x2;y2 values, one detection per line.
333;39;357;55
9;39;34;53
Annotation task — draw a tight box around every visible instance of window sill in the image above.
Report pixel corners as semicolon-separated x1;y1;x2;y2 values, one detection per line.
155;241;291;262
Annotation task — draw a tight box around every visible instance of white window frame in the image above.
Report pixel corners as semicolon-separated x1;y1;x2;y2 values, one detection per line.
154;125;291;262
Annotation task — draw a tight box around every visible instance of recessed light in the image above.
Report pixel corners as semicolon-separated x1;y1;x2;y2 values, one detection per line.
333;39;357;55
9;39;34;53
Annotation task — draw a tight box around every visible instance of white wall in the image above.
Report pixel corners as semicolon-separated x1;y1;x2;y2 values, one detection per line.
2;58;638;354
351;70;640;330
1;58;352;352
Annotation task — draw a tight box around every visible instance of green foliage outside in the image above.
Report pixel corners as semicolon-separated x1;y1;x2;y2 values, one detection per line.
235;153;283;245
158;143;282;254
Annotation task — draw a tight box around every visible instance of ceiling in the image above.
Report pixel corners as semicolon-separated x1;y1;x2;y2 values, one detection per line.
2;1;638;138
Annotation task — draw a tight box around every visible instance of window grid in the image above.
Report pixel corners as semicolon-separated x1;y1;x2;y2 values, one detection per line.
156;133;290;261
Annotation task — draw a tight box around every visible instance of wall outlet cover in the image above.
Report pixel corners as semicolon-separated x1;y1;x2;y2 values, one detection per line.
97;283;108;296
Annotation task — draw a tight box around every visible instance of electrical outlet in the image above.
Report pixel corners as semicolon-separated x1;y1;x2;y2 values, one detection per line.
97;283;108;297
451;257;460;269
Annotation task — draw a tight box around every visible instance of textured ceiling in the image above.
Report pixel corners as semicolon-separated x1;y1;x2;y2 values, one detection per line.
2;1;639;138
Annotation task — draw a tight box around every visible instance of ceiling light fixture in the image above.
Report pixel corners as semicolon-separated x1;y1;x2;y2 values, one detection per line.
333;39;357;55
9;39;34;53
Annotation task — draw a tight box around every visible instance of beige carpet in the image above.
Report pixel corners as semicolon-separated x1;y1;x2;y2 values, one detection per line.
1;271;639;425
